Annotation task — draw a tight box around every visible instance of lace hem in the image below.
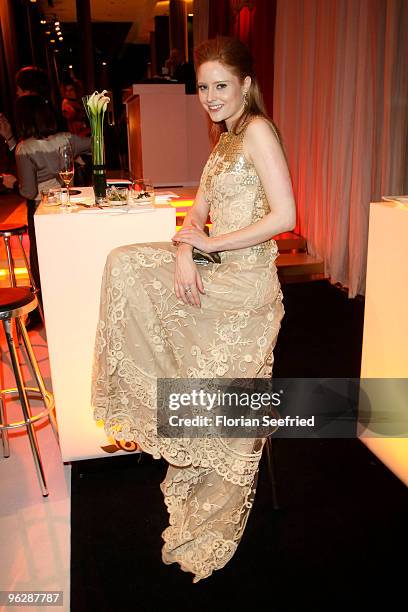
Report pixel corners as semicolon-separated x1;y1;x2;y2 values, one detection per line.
160;465;257;583
161;533;238;583
94;409;263;487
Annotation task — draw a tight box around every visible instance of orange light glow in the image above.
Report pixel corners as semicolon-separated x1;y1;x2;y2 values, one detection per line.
0;267;27;278
170;199;194;208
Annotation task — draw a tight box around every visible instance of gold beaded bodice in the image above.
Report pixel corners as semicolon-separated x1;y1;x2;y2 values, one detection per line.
199;120;278;263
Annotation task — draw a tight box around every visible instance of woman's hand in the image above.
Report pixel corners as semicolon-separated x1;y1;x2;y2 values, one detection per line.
174;244;205;308
172;220;216;253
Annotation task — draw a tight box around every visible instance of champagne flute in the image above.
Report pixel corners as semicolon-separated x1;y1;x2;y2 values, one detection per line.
58;143;76;209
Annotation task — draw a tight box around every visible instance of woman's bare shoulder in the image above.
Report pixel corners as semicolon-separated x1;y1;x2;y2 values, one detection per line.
245;116;281;144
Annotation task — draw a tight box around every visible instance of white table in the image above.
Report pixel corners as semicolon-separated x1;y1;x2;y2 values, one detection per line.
359;199;408;485
35;187;176;461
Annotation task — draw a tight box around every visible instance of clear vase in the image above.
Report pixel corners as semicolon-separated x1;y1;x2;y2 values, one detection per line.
92;136;107;203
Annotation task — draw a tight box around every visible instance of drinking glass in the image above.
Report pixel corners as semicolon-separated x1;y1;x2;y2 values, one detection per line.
106;186;129;205
128;179;155;206
58;142;76;209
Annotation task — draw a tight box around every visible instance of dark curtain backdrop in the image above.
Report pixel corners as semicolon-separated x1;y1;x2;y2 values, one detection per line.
0;0;18;170
248;0;277;116
207;0;277;116
208;0;231;38
0;0;18;118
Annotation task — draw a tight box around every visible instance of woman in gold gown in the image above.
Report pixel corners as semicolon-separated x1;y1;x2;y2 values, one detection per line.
92;36;296;582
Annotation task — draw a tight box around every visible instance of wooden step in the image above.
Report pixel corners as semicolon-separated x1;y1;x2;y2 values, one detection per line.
274;231;307;252
276;252;325;276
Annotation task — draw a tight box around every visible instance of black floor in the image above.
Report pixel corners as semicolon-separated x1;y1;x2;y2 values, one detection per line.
70;281;407;611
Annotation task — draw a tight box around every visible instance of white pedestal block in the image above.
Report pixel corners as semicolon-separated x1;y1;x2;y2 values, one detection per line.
125;84;210;186
359;200;408;485
35;188;176;461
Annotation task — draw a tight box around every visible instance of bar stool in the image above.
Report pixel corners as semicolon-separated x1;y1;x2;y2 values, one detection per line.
0;287;58;497
0;223;44;324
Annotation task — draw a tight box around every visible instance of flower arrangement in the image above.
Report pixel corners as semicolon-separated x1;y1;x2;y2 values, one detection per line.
83;90;110;201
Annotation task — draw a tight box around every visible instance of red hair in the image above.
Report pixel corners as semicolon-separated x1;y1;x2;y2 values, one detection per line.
194;36;280;146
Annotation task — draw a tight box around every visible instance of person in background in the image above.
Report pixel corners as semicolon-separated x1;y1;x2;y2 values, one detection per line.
165;48;196;94
15;94;90;324
61;78;90;138
0;65;61;153
15;65;49;98
61;78;92;185
0;112;17;153
0;66;57;327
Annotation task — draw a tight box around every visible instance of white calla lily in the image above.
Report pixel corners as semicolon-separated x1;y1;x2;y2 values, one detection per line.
85;90;110;117
86;91;99;114
96;95;110;113
82;90;111;169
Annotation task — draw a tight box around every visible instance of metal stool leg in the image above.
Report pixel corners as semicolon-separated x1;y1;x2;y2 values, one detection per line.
3;318;49;497
18;235;45;326
16;317;59;445
265;436;279;510
0;390;10;458
3;236;17;287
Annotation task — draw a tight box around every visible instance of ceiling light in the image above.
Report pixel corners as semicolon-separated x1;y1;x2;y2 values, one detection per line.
58;36;63;41
102;61;107;66
40;19;47;25
55;20;60;26
188;13;193;16
45;30;51;35
50;39;55;43
68;65;73;69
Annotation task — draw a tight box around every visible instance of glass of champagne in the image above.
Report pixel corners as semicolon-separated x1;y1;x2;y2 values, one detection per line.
58;143;76;209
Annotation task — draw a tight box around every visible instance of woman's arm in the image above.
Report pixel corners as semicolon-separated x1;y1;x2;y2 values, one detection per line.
15;145;38;200
69;133;91;156
174;118;296;253
0;113;16;151
175;186;210;255
173;186;210;307
182;186;210;227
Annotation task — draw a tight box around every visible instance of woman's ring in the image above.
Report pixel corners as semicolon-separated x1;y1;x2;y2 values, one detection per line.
184;287;192;294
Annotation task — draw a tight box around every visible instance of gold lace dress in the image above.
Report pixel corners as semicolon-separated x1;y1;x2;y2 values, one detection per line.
91;120;285;582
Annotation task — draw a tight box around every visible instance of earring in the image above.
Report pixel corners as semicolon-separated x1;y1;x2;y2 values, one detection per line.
243;91;248;108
